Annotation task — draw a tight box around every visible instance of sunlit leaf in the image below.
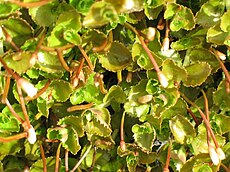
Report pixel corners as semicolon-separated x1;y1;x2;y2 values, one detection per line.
220;10;230;32
69;0;94;15
169;115;196;144
184;62;211;87
99;42;132;72
30;157;61;172
132;122;156;152
3;51;33;74
103;85;126;106
83;1;118;28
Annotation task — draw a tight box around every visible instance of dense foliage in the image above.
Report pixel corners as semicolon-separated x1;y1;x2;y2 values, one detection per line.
0;0;230;171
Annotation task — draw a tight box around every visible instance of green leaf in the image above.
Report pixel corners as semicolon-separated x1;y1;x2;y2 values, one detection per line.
35;51;65;74
220;10;230;32
0;138;22;160
1;18;33;47
184;62;211;87
207;22;230;45
191;123;225;155
181;154;219;172
132;122;156;152
0;115;20;132
99;42;132;72
164;3;179;20
30;157;61;172
170;5;195;31
103;85;126;106
83;1;118;28
51;80;73;102
195;0;225;28
84;107;112;137
126;153;138;172
58;116;84;137
213;80;230;111
169;115;196;144
47;9;81;47
0;3;19;17
3;52;33;74
29;3;59;27
186;48;220;73
171;37;202;51
70;0;94;15
162;59;187;87
212;114;230;134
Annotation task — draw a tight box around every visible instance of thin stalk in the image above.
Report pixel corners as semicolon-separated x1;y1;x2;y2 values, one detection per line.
41;44;75;52
71;58;85;87
5;98;24;123
124;23;168;87
0;132;27;142
213;49;230;83
180;92;219;148
67;103;94;112
89;146;97;172
65;149;69;172
31;29;46;60
17;84;31;129
25;80;51;101
187;108;199;126
98;74;107;94
117;71;122;84
1;26;20;51
1;76;11;103
55;143;62;172
120;111;126;151
221;163;230;172
124;23;161;73
225;79;230;94
163;141;172;172
0;56;20;80
70;145;92;172
78;46;94;71
126;72;132;83
56;48;71;72
7;0;52;8
201;90;211;147
40;144;47;172
92;39;108;52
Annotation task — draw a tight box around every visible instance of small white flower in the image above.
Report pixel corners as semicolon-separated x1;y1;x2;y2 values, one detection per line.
158;72;169;88
216;50;226;61
17;78;38;98
209;146;220;165
27;126;36;144
216;147;226;160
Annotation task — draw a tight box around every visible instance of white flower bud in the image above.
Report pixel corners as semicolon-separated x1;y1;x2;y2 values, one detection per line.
158;72;169;88
161;37;170;52
209;146;220;165
216;50;226;60
27;126;36;144
147;27;156;41
216;147;225;160
17;78;38;98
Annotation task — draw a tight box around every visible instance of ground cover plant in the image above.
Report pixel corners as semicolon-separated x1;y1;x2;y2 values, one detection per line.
0;0;230;171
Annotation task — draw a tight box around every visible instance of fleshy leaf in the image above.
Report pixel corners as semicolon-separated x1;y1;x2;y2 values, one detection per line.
132;122;156;152
213;80;230;111
191;123;225;155
0;138;22;160
184;62;211;87
187;48;220;73
4;52;33;74
47;9;81;47
195;0;225;28
181;154;219;172
164;3;179;20
36;51;65;74
212;114;230;134
1;18;33;46
220;10;230;32
207;22;230;45
169;5;195;31
103;85;126;106
83;1;118;28
63;29;81;45
0;3;19;18
84;107;112;137
162;59;187;87
126;153;138;172
99;42;132;72
50;80;73;102
58;116;84;137
0;114;20;132
29;3;59;27
70;0;94;15
169;115;196;144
